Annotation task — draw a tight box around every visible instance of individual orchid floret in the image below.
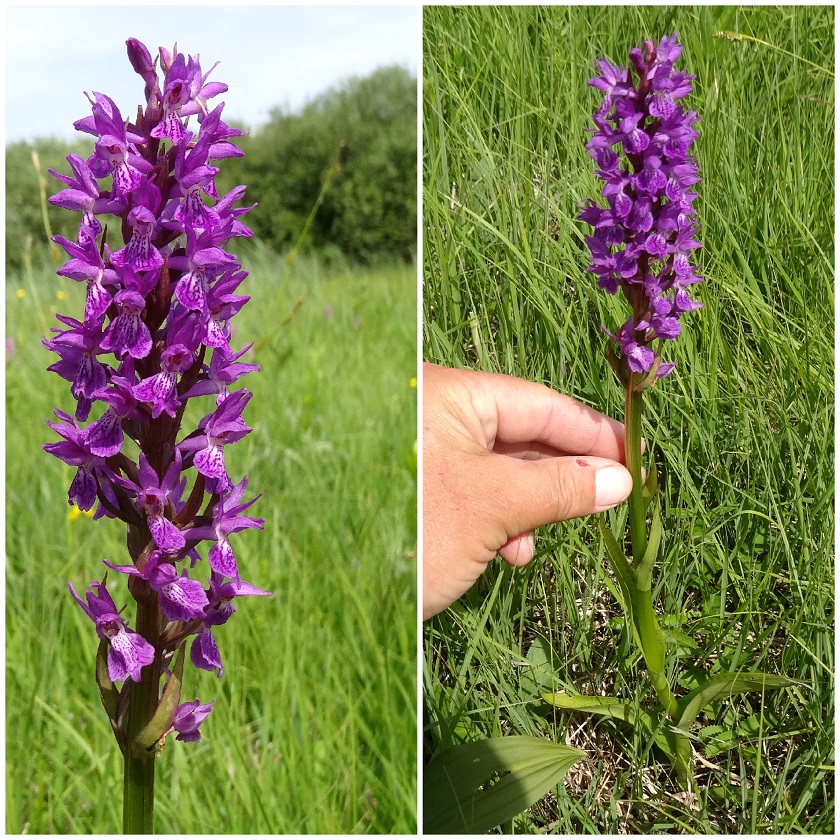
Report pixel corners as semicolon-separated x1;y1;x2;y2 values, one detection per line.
182;476;264;579
116;452;187;552
53;235;119;323
180;345;259;406
44;410;111;510
189;574;271;675
178;390;253;490
68;580;155;683
152;53;194;142
104;552;208;623
110;205;164;273
48;153;123;245
126;37;158;100
133;344;195;419
86;375;143;457
170;699;214;742
100;289;153;359
190;627;224;676
43;315;109;420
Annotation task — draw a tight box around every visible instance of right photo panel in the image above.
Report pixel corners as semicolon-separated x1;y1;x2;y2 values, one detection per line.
421;5;833;834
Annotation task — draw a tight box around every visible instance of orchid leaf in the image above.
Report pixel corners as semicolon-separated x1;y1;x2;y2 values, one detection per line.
541;691;677;764
597;515;634;607
424;735;584;834
675;671;802;731
132;644;186;755
541;690;638;721
604;340;623;384
519;634;556;697
642;454;658;507
630;590;666;677
95;638;126;751
634;503;662;590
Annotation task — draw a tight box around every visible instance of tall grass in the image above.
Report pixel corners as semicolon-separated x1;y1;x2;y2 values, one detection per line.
423;5;833;833
6;247;417;833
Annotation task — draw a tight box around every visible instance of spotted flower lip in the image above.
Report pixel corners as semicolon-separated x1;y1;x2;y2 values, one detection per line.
45;38;267;738
580;33;703;381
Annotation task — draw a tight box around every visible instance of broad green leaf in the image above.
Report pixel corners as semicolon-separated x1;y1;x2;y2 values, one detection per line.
676;672;801;730
424;735;584;834
132;644;187;755
541;692;678;766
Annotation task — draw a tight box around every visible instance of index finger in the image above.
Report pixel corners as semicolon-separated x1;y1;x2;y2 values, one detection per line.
471;371;628;462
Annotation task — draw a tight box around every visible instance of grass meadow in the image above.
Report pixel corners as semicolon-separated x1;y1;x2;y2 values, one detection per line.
6;245;417;833
423;4;833;834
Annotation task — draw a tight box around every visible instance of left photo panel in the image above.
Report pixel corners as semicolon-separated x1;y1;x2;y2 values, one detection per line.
5;5;418;834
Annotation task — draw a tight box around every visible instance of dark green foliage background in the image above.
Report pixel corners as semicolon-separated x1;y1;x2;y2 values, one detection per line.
5;65;416;269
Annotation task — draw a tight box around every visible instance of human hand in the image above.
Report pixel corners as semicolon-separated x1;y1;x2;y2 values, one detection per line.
423;363;634;620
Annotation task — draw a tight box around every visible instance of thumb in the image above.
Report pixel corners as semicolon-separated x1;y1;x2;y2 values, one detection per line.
491;455;633;539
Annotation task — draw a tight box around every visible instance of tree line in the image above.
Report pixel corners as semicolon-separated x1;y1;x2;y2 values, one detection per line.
6;65;416;271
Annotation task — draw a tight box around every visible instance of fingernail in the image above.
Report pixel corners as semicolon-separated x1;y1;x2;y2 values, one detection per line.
595;465;632;509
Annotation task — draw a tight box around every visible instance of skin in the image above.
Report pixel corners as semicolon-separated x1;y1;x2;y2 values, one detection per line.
423;363;635;620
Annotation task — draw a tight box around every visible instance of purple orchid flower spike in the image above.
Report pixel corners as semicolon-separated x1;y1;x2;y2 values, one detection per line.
44;39;266;828
580;32;702;384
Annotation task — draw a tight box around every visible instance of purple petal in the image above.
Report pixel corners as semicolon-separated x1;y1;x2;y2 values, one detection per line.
108;627;155;682
149;514;187;552
190;629;223;676
208;538;238;578
158;575;209;622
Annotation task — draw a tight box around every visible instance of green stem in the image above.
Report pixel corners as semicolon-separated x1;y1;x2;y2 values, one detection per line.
624;376;646;563
624;375;679;719
122;591;161;834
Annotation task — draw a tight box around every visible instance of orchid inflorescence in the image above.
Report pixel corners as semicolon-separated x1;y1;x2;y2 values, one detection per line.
579;33;703;385
44;37;269;747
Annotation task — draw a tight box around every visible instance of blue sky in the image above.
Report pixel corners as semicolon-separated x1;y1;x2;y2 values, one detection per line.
4;3;419;143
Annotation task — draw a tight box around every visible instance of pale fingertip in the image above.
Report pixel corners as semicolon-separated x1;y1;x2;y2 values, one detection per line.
594;464;633;510
499;532;535;567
